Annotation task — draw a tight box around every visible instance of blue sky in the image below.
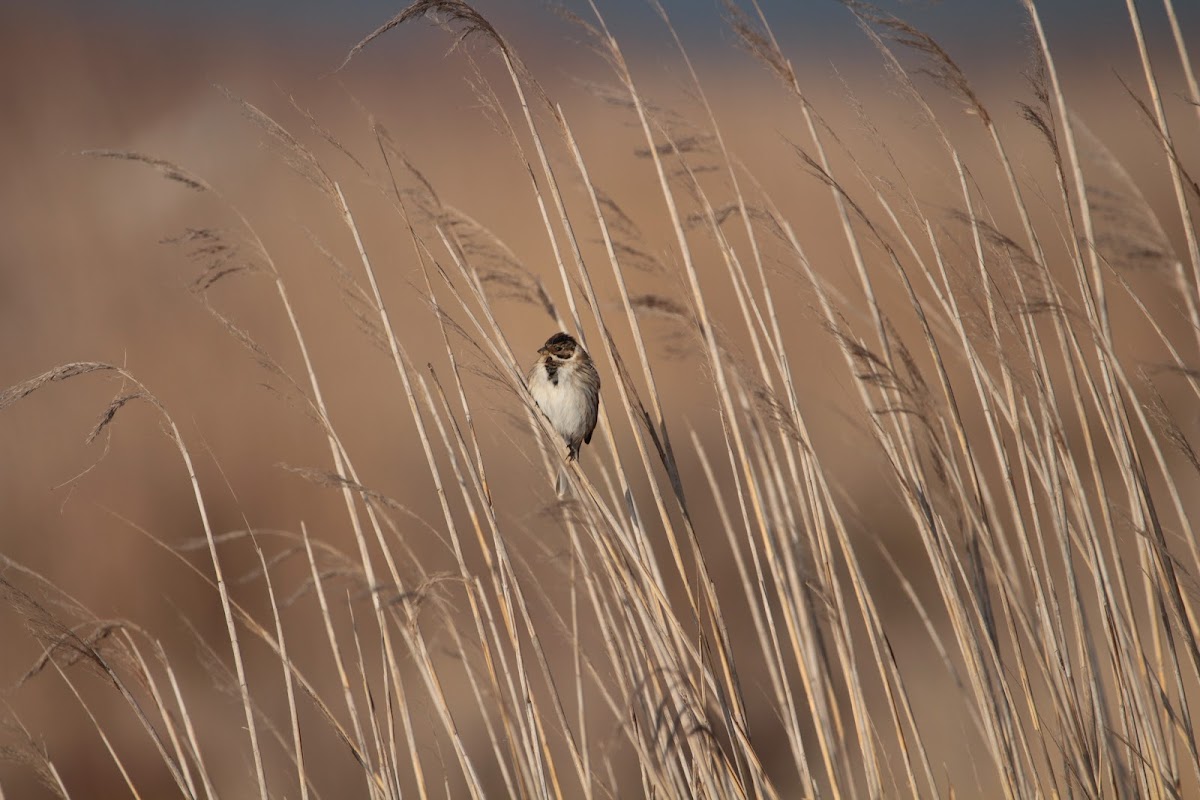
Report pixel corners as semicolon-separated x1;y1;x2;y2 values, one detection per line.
72;0;1176;47
66;0;1190;82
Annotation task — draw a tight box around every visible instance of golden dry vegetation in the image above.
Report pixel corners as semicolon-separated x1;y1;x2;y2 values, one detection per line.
2;1;1200;797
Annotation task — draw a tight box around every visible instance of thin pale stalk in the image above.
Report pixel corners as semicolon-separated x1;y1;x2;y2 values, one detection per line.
52;662;145;800
1162;0;1200;126
1121;0;1200;341
253;544;311;800
119;633;199;800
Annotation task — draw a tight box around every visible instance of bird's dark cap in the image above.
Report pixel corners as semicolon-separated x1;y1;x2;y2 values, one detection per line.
544;332;576;347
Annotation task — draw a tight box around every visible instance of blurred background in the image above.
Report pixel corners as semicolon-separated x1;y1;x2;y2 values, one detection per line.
2;0;1198;796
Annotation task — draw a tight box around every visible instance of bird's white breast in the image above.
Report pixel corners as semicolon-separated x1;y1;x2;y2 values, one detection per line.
528;360;592;441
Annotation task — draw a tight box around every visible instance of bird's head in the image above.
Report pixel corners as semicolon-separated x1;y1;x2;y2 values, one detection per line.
538;332;578;360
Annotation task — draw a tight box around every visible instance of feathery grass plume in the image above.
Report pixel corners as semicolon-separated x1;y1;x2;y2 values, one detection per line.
159;227;263;293
338;0;510;74
83;150;214;193
844;1;990;124
0;718;71;799
217;86;337;201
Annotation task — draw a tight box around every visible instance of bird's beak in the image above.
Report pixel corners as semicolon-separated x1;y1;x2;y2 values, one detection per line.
537;347;549;356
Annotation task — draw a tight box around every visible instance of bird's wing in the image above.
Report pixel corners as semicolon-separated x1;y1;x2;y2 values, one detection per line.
583;368;600;445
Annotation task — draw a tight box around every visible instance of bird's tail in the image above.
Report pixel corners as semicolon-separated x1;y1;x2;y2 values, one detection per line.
559;443;581;496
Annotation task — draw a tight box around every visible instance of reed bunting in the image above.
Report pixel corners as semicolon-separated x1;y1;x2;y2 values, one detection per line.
527;331;600;462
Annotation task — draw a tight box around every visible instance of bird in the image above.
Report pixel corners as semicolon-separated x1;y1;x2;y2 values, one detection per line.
527;331;600;463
